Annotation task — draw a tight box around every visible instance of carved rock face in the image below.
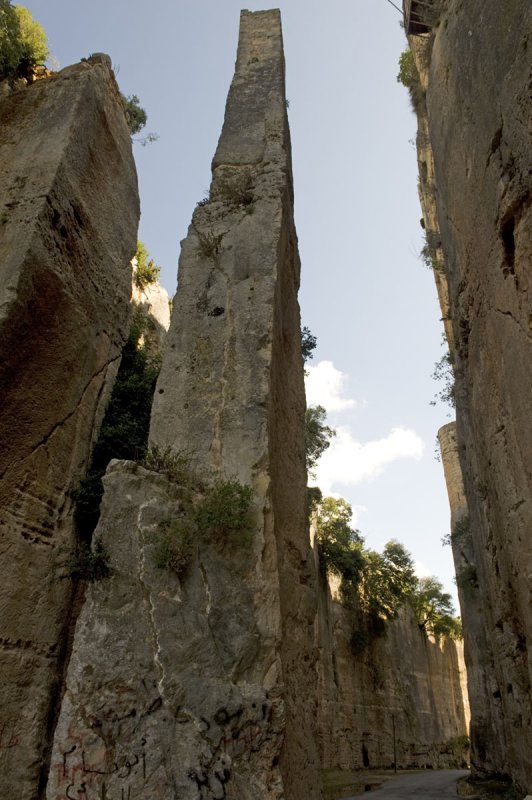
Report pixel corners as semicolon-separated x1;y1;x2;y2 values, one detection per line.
0;55;139;798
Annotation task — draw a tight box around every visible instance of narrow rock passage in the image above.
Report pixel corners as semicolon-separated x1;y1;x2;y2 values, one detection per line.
346;769;469;798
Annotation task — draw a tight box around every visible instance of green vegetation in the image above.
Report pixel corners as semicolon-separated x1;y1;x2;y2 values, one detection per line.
317;497;365;586
452;514;471;543
121;93;147;135
446;734;470;754
195;479;254;542
134;241;161;290
420;231;444;273
430;348;456;409
152;517;195;577
0;1;48;79
397;49;416;88
149;477;254;576
64;537;110;582
442;514;471;547
143;444;193;486
301;325;317;363
215;169;254;208
306;485;323;519
456;563;478;590
360;540;418;622
316;495;462;644
397;48;425;113
305;405;335;477
73;310;160;536
410;576;462;638
300;326;336;477
194;226;224;259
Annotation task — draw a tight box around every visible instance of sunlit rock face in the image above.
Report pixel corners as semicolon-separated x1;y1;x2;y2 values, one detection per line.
411;1;532;792
439;423;504;778
47;11;320;800
0;54;139;798
315;539;470;771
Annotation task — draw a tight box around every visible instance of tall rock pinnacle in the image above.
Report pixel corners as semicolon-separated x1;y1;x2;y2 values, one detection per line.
46;12;320;799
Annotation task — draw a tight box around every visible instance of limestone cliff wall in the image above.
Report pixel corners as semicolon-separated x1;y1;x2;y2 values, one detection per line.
47;12;320;800
315;554;469;771
410;0;532;791
438;423;506;778
0;55;139;798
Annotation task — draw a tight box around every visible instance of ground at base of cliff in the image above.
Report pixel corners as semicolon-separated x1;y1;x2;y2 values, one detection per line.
457;775;524;800
322;768;437;797
324;769;525;799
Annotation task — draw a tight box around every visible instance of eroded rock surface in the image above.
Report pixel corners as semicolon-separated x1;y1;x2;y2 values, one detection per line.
316;554;469;771
46;462;287;800
411;1;532;791
438;423;505;779
48;12;320;799
0;55;139;798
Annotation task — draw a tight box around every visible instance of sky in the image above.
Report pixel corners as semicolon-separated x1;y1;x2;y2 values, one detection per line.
23;0;458;604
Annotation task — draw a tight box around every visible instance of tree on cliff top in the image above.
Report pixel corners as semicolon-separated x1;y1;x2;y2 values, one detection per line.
0;2;48;79
317;496;462;641
409;576;462;639
134;241;161;290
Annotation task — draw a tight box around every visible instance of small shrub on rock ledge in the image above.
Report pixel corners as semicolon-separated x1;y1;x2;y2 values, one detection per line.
146;472;255;576
143;444;193;486
153;518;195;577
196;480;254;542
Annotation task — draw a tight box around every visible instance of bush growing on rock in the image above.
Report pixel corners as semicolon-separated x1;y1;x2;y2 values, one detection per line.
63;537;111;582
134;240;161;290
397;48;425;113
153;518;195;577
121;93;147;134
195;480;254;542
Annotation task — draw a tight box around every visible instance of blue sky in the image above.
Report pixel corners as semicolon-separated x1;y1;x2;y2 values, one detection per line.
24;0;458;603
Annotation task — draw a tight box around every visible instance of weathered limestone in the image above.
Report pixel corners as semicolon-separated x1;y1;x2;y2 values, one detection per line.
47;11;320;800
0;55;139;798
316;550;470;771
438;423;505;779
410;1;532;791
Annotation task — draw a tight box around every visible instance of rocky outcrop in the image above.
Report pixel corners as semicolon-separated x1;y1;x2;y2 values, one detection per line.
410;1;532;791
0;55;139;798
47;11;320;800
316;560;469;771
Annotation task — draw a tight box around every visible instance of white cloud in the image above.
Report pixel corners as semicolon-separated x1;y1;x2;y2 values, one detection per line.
314;425;425;495
414;560;432;579
305;360;356;412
